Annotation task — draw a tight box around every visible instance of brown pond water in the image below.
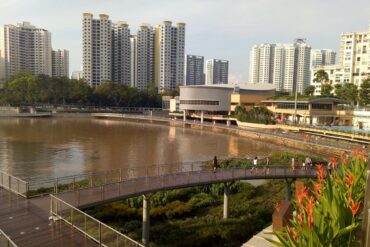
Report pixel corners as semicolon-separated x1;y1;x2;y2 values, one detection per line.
0;114;293;181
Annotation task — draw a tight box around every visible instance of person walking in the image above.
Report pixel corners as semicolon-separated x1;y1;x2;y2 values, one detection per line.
302;160;306;170
251;157;258;174
213;156;218;173
291;157;296;172
263;157;270;174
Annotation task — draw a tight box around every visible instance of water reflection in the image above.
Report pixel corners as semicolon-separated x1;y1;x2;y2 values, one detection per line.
0;116;282;181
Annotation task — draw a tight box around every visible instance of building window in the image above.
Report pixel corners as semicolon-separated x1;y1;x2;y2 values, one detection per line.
276;103;308;110
311;104;332;110
180;100;219;106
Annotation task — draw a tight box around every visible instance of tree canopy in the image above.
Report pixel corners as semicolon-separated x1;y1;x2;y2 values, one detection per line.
0;74;162;108
358;78;370;106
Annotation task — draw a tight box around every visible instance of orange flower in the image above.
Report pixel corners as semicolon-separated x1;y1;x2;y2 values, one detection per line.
313;183;322;196
287;226;298;241
297;187;308;204
316;164;326;181
344;173;354;188
348;194;361;217
329;157;337;169
297;212;304;226
275;202;281;213
305;196;315;230
351;202;361;216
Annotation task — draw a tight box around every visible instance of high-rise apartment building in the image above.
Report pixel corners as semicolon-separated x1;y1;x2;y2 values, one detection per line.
155;21;185;92
339;23;370;86
130;35;137;88
112;22;131;86
185;55;204;85
71;70;84;80
311;49;336;67
0;22;53;85
52;49;69;77
134;24;155;90
249;39;311;94
82;13;112;87
206;59;229;84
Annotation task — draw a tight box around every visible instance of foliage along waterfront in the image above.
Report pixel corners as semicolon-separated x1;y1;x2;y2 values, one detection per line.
85;152;325;247
272;149;368;246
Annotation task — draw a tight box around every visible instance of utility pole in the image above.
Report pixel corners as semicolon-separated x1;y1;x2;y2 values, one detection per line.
293;83;298;126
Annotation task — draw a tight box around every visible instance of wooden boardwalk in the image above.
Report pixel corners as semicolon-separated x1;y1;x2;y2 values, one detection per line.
0;188;97;247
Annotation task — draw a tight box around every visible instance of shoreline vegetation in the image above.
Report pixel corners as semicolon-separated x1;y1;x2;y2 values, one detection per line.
83;152;326;247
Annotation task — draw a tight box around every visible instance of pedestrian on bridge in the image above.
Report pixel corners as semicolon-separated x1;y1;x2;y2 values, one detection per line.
251;157;258;174
263;157;270;174
291;157;296;171
213;156;218;173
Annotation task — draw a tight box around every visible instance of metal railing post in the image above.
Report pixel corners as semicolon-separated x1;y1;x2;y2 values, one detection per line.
119;168;122;182
8;175;11;190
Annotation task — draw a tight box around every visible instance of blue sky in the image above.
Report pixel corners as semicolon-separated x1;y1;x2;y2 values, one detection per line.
1;0;369;83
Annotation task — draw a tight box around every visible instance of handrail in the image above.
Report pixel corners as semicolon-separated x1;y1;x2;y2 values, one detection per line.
50;195;144;247
56;166;318;208
0;228;17;247
0;170;29;198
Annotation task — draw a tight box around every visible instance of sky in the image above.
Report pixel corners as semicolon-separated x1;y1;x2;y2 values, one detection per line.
1;0;370;83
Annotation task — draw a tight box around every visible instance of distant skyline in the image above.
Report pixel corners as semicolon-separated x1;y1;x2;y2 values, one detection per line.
1;0;370;84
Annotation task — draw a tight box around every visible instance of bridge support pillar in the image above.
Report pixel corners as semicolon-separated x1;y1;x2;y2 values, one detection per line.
142;194;150;246
223;183;230;219
200;111;204;124
285;179;294;201
183;111;186;122
226;120;231;127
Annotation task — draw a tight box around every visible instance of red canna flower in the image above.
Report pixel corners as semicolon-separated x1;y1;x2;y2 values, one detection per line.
297;187;308;204
305;196;315;230
316;164;326;181
297;212;304;226
329;157;337;169
351;202;361;216
313;183;322;196
344;173;354;188
287;226;298;241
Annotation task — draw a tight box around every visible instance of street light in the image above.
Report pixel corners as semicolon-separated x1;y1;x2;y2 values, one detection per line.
293;82;298;126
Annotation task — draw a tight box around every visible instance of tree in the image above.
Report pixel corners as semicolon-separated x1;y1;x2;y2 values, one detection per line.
304;85;315;96
313;70;329;84
358;78;370;106
69;79;92;105
320;83;333;97
4;75;42;105
334;83;359;105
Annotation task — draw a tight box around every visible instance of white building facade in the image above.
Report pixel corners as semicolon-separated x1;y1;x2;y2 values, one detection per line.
52;49;69;77
206;59;229;85
155;21;185;92
0;22;53;85
249;40;311;94
311;49;336;67
185;55;204;85
112;22;131;86
82;13;112;87
134;24;155;90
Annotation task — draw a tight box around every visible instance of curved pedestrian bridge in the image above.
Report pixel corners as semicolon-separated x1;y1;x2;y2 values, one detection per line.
0;164;318;246
55;167;317;208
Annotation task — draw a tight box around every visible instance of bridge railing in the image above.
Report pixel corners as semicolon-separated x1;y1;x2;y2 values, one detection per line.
50;195;143;247
62;166;318;208
0;170;28;198
0;228;17;247
27;161;206;197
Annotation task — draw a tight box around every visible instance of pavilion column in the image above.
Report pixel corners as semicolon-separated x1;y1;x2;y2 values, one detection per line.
142;194;151;246
183;111;186;121
223;183;230;219
201;110;204;124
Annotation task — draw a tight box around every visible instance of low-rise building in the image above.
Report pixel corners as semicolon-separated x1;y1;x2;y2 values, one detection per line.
179;83;276;115
162;96;179;112
262;97;352;126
